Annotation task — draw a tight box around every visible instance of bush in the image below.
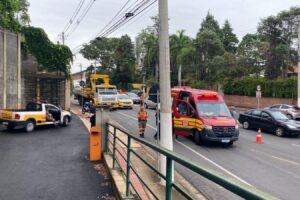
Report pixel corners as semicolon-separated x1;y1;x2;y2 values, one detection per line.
223;77;296;98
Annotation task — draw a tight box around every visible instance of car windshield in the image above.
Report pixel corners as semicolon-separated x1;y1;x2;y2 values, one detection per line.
270;111;289;120
196;102;231;117
97;88;117;94
127;93;138;97
118;94;130;100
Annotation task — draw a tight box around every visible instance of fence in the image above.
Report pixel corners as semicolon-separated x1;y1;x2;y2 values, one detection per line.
105;122;277;200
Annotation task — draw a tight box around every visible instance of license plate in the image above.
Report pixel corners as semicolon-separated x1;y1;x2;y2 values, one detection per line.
2;122;8;125
221;139;230;143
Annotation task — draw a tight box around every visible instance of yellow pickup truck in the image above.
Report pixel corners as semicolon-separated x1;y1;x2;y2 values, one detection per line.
0;102;71;132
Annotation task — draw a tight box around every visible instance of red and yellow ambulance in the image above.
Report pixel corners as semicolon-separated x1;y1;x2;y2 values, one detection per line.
172;86;239;146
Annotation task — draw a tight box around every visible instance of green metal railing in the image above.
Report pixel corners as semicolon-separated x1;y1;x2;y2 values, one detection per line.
105;122;277;200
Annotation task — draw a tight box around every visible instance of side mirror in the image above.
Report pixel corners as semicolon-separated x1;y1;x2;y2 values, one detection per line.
174;112;180;118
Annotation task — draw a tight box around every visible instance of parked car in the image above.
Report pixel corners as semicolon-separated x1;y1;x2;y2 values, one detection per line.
126;92;141;104
144;96;157;109
239;109;300;137
129;90;143;97
266;104;300;120
117;94;133;109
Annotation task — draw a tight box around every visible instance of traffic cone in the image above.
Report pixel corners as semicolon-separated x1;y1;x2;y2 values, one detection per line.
256;128;263;144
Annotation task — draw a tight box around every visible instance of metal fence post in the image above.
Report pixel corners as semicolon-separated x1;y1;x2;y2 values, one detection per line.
166;157;173;200
112;127;117;168
105;123;109;154
125;136;132;197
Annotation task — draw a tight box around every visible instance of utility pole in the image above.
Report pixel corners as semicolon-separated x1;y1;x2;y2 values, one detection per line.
62;32;65;45
298;16;300;107
178;65;182;86
158;0;173;184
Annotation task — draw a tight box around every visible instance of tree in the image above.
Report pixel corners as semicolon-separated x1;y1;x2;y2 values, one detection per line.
0;0;30;32
221;20;238;53
258;7;300;79
199;12;222;38
81;35;136;89
170;30;193;85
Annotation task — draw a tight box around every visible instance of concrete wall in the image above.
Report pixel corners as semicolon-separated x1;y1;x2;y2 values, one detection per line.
0;30;21;109
22;55;69;110
224;94;297;108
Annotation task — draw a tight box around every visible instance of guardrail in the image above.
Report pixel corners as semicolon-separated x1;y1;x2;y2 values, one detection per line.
105;121;277;200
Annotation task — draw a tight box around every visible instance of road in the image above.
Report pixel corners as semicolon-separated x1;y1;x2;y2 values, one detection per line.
0;115;114;200
108;105;300;200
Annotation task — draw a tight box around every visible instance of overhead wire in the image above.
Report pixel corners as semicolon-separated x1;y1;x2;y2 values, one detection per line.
72;0;157;54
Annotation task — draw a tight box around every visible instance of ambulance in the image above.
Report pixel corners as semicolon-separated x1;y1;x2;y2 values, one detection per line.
172;86;239;146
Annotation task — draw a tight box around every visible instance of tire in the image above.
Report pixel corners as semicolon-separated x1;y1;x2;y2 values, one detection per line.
194;131;201;145
82;108;86;115
63;116;70;127
287;114;293;120
145;103;148;109
25;120;35;132
242;121;250;129
275;127;284;137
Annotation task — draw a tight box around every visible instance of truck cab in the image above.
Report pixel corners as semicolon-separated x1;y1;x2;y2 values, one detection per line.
94;85;118;108
172;87;239;146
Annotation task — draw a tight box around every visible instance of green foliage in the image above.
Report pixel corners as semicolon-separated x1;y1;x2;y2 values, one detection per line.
81;35;136;90
223;77;297;98
191;81;207;89
0;0;30;32
221;20;238;53
22;26;73;77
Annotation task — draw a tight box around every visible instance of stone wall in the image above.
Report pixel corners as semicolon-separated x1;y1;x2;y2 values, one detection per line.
0;30;21;109
224;94;297;108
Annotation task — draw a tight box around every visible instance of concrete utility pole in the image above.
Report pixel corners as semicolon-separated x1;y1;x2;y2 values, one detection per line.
62;32;65;45
178;65;182;86
158;0;173;182
298;16;300;107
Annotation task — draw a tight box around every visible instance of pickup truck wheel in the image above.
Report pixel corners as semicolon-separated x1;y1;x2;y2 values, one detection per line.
25;120;35;132
194;131;201;145
63;116;70;127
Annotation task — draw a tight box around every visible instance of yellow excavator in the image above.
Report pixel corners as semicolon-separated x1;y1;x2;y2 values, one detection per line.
74;74;118;108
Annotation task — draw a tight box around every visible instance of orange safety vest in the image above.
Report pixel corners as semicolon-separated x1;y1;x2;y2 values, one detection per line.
138;111;148;121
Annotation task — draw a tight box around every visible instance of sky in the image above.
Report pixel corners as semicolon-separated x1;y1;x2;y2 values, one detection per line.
27;0;300;73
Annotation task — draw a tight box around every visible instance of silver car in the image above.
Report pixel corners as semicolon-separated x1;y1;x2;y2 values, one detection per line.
144;96;157;109
267;104;300;120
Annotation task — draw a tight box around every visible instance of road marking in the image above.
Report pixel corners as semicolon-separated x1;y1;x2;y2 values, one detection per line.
292;144;300;147
175;140;253;187
116;111;253;187
271;156;300;166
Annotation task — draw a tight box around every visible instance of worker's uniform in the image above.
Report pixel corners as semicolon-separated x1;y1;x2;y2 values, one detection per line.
138;110;148;137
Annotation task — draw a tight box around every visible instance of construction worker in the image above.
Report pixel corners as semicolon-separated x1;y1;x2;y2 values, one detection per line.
138;106;148;138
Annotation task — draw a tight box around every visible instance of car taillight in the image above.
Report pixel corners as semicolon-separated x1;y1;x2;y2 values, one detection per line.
15;114;20;119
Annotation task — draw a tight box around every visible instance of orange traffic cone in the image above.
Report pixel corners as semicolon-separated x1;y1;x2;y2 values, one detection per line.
256;128;263;144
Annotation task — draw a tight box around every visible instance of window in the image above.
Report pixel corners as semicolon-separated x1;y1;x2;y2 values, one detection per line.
196;102;231;117
26;103;42;111
251;110;261;116
281;105;290;109
261;112;271;118
270;105;280;109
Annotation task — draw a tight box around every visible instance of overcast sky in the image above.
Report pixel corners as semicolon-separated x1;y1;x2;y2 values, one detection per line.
27;0;299;73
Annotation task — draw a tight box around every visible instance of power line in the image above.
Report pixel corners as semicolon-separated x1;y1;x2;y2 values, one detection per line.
72;0;157;53
55;0;86;42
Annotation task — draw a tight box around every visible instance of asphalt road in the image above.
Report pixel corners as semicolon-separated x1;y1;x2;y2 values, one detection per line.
109;105;300;200
0;115;114;200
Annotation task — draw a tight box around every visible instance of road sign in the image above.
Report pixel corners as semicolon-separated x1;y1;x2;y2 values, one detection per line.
256;91;261;98
257;85;261;91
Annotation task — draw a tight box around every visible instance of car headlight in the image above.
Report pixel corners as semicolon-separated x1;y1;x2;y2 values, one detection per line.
235;124;239;129
287;124;296;129
203;124;212;130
